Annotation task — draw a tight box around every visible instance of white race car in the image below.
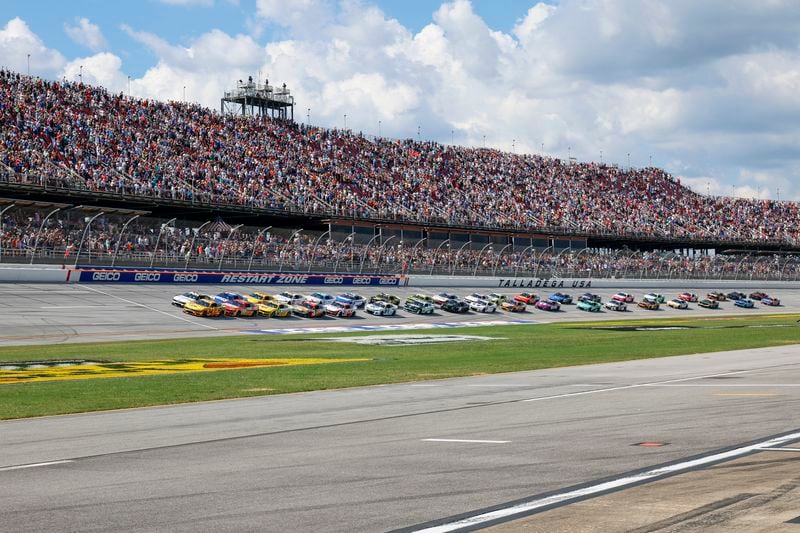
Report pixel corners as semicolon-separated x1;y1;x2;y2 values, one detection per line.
172;291;209;308
465;293;490;304
365;301;398;316
432;292;458;306
604;300;627;312
667;298;688;309
275;292;306;305
469;299;497;313
307;291;336;307
337;292;366;308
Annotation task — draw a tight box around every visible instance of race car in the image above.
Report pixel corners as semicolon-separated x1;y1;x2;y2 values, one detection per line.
578;293;601;303
604;300;626;312
308;292;336;307
432;292;458;306
293;301;326;318
643;293;666;304
698;298;719;309
734;299;755;308
749;291;768;300
337;292;366;308
577;300;602;312
469;299;497;313
500;299;526;312
441;299;470;313
365;301;397;316
276;292;306;305
727;291;747;301
707;291;727;301
244;291;276;305
183;298;224;318
325;301;357;317
548;292;573;304
404;299;434;315
762;297;781;306
513;292;538;305
172;291;210;308
667;298;688;309
488;293;508;304
637;300;660;310
678;292;698;303
407;293;434;305
258;301;292;317
369;293;400;306
612;292;635;303
535;299;560;311
465;293;490;304
214;292;257;317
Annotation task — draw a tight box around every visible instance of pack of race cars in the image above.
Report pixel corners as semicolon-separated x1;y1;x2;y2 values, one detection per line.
171;288;782;319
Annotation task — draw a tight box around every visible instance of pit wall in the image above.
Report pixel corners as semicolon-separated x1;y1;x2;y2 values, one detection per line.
0;265;796;290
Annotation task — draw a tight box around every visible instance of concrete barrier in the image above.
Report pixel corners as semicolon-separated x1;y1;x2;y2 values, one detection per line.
0;265;70;283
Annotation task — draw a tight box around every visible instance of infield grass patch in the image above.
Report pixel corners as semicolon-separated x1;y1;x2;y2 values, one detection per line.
1;313;799;419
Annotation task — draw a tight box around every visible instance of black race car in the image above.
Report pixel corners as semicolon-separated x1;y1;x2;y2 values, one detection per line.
726;291;746;301
369;292;400;306
441;299;470;313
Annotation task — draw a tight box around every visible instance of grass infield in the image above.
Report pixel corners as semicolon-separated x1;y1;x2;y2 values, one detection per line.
1;313;799;419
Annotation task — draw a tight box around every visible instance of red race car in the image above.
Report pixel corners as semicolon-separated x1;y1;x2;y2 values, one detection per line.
513;292;539;305
678;292;698;302
535;299;560;311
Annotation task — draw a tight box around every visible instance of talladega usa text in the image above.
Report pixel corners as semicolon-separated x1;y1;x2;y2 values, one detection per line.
498;278;592;288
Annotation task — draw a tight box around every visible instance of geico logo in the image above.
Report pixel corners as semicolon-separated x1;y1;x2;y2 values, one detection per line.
134;273;161;282
324;277;344;284
352;277;371;285
92;272;120;281
173;274;198;282
378;278;397;285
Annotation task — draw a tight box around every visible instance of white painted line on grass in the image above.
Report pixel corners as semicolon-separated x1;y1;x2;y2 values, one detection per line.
423;439;510;444
413;430;800;533
243;319;539;336
0;460;74;472
76;285;219;330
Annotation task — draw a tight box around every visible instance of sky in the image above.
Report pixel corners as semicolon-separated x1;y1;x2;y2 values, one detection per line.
2;0;798;201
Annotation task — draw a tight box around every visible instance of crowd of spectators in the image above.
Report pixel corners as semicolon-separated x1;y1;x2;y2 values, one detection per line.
1;70;799;245
2;210;799;281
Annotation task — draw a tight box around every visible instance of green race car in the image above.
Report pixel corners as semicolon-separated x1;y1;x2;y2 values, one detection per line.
577;300;602;312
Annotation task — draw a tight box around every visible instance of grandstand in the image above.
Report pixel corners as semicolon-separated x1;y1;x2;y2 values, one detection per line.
2;69;800;277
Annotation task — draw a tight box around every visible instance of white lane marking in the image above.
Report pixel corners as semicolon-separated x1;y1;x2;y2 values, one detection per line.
758;447;800;452
423;439;510;444
648;384;800;387
0;460;74;472
414;430;800;533
521;370;753;403
76;285;219;330
38;305;108;309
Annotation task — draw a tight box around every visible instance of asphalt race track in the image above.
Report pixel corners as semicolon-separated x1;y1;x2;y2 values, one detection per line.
2;345;800;531
0;283;797;346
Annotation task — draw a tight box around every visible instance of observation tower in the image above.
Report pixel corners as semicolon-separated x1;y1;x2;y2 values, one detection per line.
220;76;294;121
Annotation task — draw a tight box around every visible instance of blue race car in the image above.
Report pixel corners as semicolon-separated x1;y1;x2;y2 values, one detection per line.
548;292;573;304
734;299;755;308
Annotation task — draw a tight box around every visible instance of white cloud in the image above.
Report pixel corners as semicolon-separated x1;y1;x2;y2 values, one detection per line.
64;17;107;52
0;17;64;75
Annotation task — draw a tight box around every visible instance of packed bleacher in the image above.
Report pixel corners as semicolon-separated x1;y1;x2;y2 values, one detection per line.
2;209;798;281
1;70;799;245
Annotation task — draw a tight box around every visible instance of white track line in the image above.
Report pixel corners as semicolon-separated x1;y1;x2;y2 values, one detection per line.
76;285;219;330
423;439;510;444
0;460;74;472
758;447;800;452
647;384;800;387
414;430;800;533
521;370;753;403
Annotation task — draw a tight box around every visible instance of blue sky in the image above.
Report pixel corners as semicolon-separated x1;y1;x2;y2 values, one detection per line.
1;0;798;200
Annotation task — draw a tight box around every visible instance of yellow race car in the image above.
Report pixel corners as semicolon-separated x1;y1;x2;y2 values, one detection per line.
245;291;276;305
183;298;224;317
258;301;292;318
500;299;525;312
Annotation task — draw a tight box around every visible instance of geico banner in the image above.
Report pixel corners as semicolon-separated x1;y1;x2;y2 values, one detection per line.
78;269;401;286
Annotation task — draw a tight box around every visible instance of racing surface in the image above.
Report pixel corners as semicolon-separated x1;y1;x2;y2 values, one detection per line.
0;283;797;346
2;344;800;532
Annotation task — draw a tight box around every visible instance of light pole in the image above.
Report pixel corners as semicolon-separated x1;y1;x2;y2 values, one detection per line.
26;53;30;76
359;232;383;274
307;107;310;125
0;203;15;262
150;218;176;268
30;208;61;265
627;152;631;168
218;224;243;270
600;149;603;164
127;75;131;97
473;243;493;277
512;139;515;153
541;142;544;155
278;229;303;272
450;240;472;276
334;232;356;273
429;239;450;275
378;120;382;137
248;226;272;272
417;125;420;142
307;229;331;272
185;220;211;269
375;235;397;270
111;214;140;267
343;114;347;130
73;211;105;267
492;243;513;276
79;64;83;83
451;129;454;145
183;86;186;102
